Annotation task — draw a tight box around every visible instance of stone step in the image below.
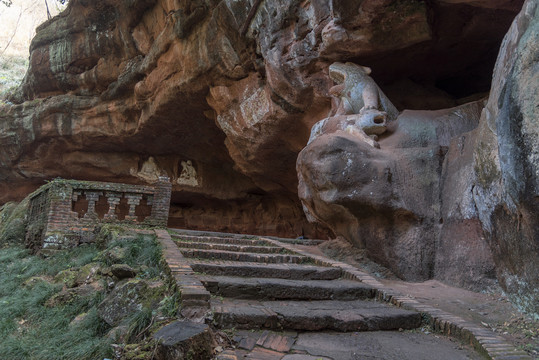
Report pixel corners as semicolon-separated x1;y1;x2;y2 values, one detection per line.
175;241;287;254
199;276;374;300
211;299;421;332
179;249;310;264
272;238;326;246
189;261;342;280
168;229;326;246
171;234;272;246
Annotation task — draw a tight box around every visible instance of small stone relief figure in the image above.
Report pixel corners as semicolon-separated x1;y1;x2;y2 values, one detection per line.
131;156;160;183
308;62;399;148
177;160;199;186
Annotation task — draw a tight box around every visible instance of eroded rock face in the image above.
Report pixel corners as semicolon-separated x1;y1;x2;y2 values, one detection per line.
0;0;521;240
297;0;539;316
471;0;539;316
298;100;494;284
0;0;532;308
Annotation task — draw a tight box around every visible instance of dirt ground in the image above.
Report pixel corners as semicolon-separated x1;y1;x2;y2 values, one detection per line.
216;328;485;360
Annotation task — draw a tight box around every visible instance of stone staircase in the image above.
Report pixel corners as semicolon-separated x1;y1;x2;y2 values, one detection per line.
168;229;422;332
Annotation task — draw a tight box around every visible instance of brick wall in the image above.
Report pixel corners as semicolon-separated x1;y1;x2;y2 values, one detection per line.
25;177;172;250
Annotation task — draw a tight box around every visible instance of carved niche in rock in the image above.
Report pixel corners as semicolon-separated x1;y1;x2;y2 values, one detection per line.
309;62;399;148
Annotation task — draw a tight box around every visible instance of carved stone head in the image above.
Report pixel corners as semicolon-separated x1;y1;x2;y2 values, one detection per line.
354;108;387;135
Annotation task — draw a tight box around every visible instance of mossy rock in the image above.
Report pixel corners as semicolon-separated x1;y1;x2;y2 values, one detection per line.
106;325;129;342
46;285;96;307
94;225;121;248
0;198;29;245
110;263;137;279
102;246;128;264
54;262;106;287
23;276;53;288
54;268;79;288
74;262;104;285
94;224;135;248
122;341;160;360
69;312;89;327
97;279;166;326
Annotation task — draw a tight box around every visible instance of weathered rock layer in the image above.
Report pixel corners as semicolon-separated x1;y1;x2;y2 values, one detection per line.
297;0;538;316
0;0;536;314
471;0;539;316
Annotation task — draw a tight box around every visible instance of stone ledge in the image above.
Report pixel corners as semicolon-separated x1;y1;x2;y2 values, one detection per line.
155;229;211;321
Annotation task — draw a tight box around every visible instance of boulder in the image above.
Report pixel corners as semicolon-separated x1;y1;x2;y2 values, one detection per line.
102;246;128;264
74;262;104;285
297;1;539;317
97;279;165;326
153;321;213;360
54;268;78;288
46;284;99;307
297;101;496;284
110;263;137;279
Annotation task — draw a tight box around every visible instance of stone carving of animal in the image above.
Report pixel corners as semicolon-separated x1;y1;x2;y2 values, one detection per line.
308;110;387;148
308;62;399;148
328;62;398;120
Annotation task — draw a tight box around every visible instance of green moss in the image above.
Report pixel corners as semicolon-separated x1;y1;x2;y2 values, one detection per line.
0;225;180;359
0;198;29;246
54;268;78;288
74;262;103;285
94;224;126;248
474;141;501;187
0;202;16;225
122;341;159;360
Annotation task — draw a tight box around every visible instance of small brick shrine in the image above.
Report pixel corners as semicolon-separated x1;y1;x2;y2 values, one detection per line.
25;177;172;251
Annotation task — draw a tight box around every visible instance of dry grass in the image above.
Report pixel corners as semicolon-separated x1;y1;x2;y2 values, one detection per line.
0;0;66;104
0;54;28;103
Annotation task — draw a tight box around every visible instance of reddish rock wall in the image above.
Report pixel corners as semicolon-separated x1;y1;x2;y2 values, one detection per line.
0;0;534;313
0;0;521;239
296;0;538;316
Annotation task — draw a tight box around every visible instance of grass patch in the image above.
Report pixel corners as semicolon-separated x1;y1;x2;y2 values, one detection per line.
126;306;154;341
99;233;163;278
0;199;29;246
0;245;112;360
0;226;180;359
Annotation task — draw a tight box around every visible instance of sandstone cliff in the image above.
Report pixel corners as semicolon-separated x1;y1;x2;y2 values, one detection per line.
1;0;536;315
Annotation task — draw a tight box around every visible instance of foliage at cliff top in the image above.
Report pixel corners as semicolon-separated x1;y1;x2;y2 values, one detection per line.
0;55;28;105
